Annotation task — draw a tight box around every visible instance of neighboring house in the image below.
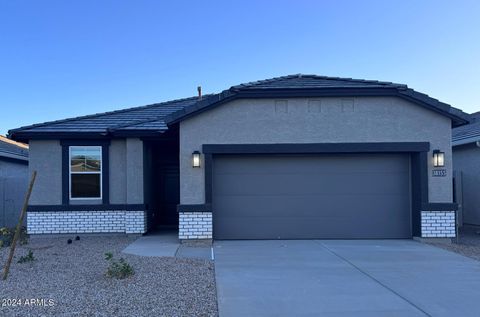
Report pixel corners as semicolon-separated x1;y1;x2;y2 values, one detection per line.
452;112;480;226
8;75;467;239
0;135;29;227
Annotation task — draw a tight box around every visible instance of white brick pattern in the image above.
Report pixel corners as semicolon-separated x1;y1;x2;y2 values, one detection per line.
421;211;456;238
27;210;146;234
179;212;212;239
125;210;147;234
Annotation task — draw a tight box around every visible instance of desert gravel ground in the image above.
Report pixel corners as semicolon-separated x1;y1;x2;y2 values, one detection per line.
0;235;218;317
426;225;480;261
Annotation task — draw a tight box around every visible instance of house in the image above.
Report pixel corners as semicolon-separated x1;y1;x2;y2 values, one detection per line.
452;112;480;226
8;75;467;239
0;135;29;227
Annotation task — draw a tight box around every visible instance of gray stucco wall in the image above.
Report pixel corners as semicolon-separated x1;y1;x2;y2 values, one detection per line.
110;139;127;204
29;140;62;205
0;159;27;177
0;159;28;227
179;97;453;204
126;138;144;204
28;138;144;206
453;143;480;225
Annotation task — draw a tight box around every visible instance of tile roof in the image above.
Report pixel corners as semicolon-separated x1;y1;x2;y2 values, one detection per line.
452;113;480;146
9;96;201;138
8;74;469;141
165;74;468;126
230;74;408;90
0;135;29;161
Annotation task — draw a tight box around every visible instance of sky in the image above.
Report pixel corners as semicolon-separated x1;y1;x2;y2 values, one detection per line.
1;0;479;135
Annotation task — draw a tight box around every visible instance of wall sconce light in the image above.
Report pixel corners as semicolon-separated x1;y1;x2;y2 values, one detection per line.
433;150;445;167
192;151;201;168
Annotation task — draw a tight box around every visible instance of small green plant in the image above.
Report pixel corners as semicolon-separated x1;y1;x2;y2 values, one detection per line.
0;226;28;248
104;252;134;279
18;250;35;263
19;227;29;245
0;227;12;248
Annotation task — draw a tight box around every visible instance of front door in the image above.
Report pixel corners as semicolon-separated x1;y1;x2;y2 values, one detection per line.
154;167;179;228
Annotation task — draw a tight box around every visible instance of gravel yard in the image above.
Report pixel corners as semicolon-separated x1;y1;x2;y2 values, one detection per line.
426;225;480;261
0;235;218;317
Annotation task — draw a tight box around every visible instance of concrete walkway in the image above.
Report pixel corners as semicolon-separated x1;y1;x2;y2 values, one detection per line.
214;240;480;317
122;231;180;256
122;231;213;260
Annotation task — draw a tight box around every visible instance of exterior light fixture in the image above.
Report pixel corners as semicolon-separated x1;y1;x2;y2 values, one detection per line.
192;151;201;168
433;150;445;167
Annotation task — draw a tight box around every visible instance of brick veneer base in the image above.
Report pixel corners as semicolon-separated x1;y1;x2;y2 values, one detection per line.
27;210;147;234
179;212;212;239
421;211;456;238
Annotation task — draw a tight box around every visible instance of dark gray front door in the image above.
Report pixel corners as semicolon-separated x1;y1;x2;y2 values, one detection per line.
212;154;411;239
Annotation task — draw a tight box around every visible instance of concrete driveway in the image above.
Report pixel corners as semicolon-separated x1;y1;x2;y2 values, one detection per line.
214;240;480;317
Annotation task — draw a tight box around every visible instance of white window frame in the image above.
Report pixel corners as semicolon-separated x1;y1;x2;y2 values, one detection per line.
69;146;102;200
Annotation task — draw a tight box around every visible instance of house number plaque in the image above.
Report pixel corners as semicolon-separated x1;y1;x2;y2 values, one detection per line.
432;169;447;177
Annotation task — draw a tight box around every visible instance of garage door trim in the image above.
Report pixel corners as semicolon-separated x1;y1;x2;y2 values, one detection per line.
202;142;430;237
203;142;430;155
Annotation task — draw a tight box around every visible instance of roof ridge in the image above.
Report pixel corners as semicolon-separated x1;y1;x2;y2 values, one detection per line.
232;75;296;89
231;74;407;89
8;95;201;133
165;75;467;127
8;74;468;141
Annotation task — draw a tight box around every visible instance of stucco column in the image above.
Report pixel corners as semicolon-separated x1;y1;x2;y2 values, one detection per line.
126;138;144;204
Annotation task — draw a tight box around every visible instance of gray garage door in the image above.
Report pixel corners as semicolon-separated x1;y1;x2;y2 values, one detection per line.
212;154;411;239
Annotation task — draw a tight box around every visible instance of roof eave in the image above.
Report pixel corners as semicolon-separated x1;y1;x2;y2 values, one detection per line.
452;137;480;147
110;130;167;137
0;155;28;165
8;131;112;142
395;91;468;127
9;129;169;142
0;151;28;162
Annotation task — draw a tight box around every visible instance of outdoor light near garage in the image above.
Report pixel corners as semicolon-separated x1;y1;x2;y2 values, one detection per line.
192;151;201;168
433;150;445;167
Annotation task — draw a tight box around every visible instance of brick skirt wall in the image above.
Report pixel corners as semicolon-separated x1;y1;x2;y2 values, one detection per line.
421;211;456;238
27;210;147;234
179;212;212;239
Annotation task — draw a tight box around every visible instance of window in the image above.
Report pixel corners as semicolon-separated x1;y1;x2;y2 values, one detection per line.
69;146;102;199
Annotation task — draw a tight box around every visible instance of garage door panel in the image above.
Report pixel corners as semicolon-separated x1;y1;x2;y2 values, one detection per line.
213;154;411;239
214;216;409;239
214;172;409;196
214;194;409;218
214;155;409;174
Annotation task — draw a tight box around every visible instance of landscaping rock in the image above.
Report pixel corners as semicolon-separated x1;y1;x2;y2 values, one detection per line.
426;225;480;261
0;236;218;316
